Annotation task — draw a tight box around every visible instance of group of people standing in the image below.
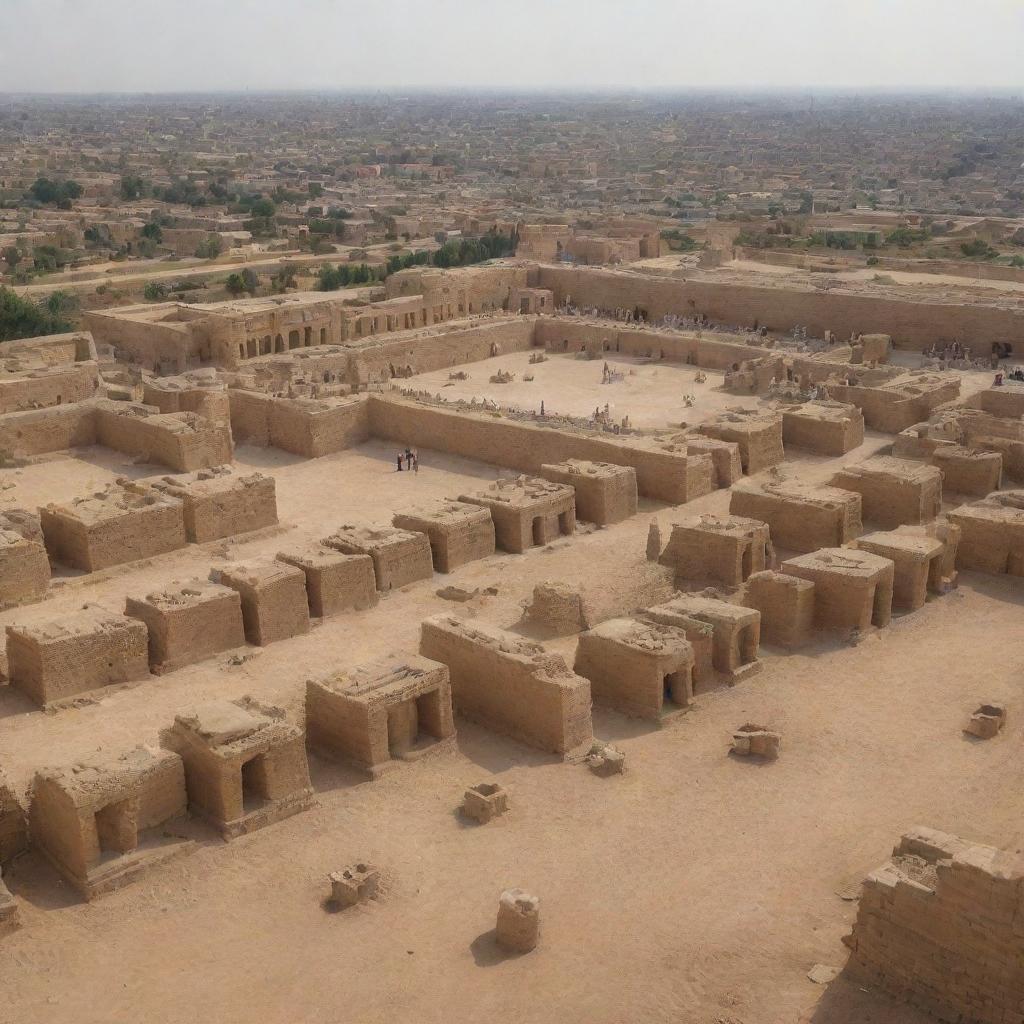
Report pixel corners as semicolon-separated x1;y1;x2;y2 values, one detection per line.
396;447;419;473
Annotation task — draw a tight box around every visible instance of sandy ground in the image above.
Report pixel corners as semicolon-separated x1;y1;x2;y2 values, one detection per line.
407;349;762;428
0;359;1020;1024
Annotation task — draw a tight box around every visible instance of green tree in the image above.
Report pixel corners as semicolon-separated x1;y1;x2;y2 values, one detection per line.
0;286;76;341
143;281;167;301
225;273;246;296
120;175;148;200
141;222;163;243
195;236;223;259
2;246;20;271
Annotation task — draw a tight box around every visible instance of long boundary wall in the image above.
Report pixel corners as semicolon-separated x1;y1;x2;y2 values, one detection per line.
537;264;1024;354
367;395;713;504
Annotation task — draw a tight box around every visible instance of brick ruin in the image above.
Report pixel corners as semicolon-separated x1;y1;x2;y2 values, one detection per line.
730;477;863;553
419;616;593;758
323;524;435;590
3;258;1024;1019
656;513;771;588
573;618;694;719
125;580;246;674
6;608;150;707
40;486;188;572
831;455;943;529
538;460;638;525
306;653;456;775
0;509;50;610
844;827;1024;1024
161;698;314;839
459;477;576;553
392;500;496;573
30;746;191;898
217;562;312;646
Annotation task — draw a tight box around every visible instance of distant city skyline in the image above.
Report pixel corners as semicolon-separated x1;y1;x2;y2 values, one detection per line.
1;0;1022;94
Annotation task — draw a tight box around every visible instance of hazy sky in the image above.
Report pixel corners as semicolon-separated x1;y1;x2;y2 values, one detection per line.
1;0;1022;94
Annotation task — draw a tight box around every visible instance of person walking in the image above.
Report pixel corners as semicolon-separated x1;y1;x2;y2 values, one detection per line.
396;452;404;472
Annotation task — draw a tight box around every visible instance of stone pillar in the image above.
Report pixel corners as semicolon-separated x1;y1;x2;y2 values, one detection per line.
496;888;540;952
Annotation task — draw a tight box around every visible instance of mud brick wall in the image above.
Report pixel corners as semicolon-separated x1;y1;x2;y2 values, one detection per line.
153;473;278;543
536;264;1024;355
125;583;245;673
420;616;593;757
40;497;187;572
532;318;775;370
348;318;536;382
0;362;99;415
730;484;862;553
228;391;371;456
0;526;50;610
0;402;97;457
367;395;713;505
6;612;150;705
780;407;864;456
845;827;1024;1024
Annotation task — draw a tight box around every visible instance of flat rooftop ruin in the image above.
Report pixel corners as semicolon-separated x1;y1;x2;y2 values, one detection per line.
306;653;456;775
161;698;314;839
458;476;576;553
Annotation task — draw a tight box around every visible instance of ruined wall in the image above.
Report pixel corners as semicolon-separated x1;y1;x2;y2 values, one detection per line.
0;363;99;415
419;616;593;757
532;318;773;370
536;265;1024;354
845;827;1024;1024
228;391;371;456
0;402;97;456
347;318;536;383
368;396;713;505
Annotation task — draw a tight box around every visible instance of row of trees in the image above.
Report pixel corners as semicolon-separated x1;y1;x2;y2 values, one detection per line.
315;230;517;293
0;288;76;342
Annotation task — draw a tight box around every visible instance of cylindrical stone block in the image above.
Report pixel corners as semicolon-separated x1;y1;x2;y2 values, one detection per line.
496;888;539;952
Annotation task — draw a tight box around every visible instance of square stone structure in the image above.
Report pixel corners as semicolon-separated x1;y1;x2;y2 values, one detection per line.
948;490;1024;575
462;783;509;823
831;457;942;529
857;529;947;612
686;437;742;489
136;468;278;543
538;460;638;526
29;746;191;899
931;445;1003;498
419;616;593;759
217;562;311;646
0;509;50;610
458;477;576;554
306;653;456;775
40;487;187;572
276;547;378;616
162;698;314;840
696;408;784;473
730;478;862;553
636;605;715;690
125;581;246;673
6;608;150;707
643;596;761;680
573;618;694;719
392;501;495;573
742;571;815;649
658;513;770;587
782;548;895;632
323;524;434;591
779;401;865;456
